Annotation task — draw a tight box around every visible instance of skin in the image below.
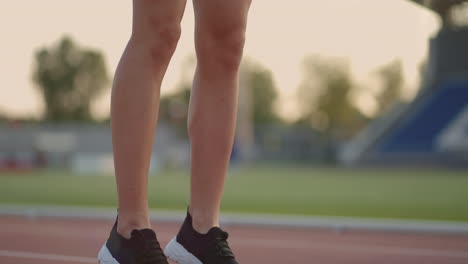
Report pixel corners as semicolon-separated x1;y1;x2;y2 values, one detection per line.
112;0;251;238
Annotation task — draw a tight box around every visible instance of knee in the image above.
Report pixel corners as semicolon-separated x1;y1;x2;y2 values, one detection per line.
131;20;181;63
196;26;246;75
154;23;182;58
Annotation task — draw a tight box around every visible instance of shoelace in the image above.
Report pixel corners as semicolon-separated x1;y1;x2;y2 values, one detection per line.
135;234;168;264
212;231;234;257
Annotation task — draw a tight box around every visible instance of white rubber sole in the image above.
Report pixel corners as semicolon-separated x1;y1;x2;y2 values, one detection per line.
97;242;120;264
164;237;202;264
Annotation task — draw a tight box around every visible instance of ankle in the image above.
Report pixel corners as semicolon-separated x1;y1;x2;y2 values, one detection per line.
117;211;151;238
188;207;219;234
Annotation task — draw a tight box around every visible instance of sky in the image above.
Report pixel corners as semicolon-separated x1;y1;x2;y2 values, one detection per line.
0;0;439;119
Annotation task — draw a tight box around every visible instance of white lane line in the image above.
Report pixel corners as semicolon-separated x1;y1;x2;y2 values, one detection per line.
231;238;468;259
2;238;468;262
0;250;95;263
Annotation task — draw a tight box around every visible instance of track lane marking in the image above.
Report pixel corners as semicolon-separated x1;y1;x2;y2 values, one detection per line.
230;238;468;258
2;236;468;264
2;228;468;261
0;250;95;263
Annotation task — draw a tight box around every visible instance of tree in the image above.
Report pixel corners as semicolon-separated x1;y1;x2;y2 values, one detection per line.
374;60;404;115
244;61;279;125
159;84;191;137
33;36;109;121
158;56;194;137
297;55;367;162
297;55;365;138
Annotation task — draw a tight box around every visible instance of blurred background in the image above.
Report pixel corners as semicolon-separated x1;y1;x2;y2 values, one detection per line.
1;0;468;223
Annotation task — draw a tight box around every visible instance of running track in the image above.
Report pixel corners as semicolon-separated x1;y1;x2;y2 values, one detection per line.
1;216;468;264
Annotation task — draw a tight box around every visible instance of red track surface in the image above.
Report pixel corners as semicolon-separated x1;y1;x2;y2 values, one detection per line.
1;216;468;264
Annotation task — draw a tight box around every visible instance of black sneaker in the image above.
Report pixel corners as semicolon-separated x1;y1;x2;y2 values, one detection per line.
98;219;168;264
164;212;238;264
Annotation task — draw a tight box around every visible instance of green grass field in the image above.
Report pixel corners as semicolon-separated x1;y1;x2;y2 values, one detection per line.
1;166;468;222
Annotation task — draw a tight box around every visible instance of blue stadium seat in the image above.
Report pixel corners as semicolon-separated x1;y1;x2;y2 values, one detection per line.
378;81;468;154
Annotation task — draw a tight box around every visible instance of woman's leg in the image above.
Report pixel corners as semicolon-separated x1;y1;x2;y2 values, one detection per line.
188;0;252;233
112;0;186;238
